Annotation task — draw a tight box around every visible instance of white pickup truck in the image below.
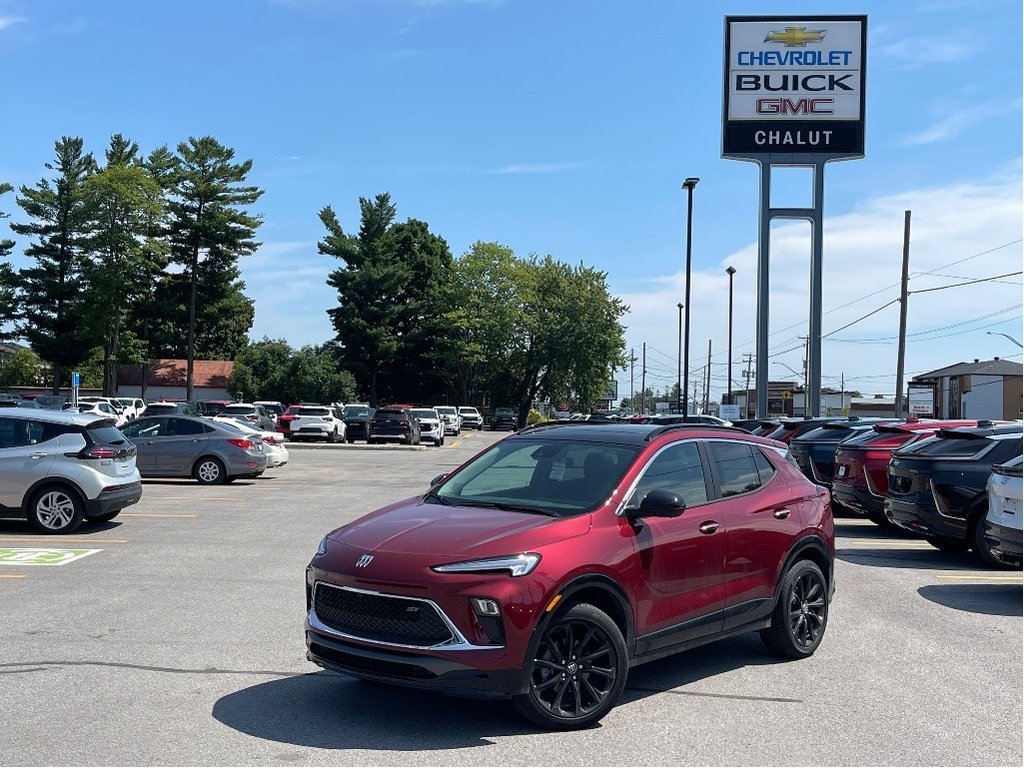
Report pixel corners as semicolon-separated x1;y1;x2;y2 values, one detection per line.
286;405;346;442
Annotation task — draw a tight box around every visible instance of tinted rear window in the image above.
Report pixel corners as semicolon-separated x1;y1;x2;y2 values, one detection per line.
907;435;997;457
375;410;406;418
85;424;129;445
224;405;254;414
296;407;330;416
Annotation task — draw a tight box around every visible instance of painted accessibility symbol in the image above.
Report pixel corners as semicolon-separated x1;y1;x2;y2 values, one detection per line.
0;548;100;566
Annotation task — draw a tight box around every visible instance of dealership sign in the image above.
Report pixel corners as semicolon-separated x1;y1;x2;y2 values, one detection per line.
723;15;866;158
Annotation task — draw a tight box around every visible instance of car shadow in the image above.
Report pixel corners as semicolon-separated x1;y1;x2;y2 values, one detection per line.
835;546;982;571
211;635;789;747
917;584;1023;617
0;519;123;536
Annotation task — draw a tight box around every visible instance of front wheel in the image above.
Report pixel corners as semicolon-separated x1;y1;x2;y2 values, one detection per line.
761;560;829;659
28;486;84;534
512;603;628;730
971;514;1015;569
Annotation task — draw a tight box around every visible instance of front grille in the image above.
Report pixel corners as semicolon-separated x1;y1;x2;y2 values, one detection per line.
314;583;455;646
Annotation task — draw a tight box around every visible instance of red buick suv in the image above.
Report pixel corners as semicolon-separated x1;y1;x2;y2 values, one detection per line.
305;421;835;729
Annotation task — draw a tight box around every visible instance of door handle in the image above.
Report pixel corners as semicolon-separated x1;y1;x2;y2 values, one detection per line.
773;508;791;519
29;452;48;459
698;521;720;535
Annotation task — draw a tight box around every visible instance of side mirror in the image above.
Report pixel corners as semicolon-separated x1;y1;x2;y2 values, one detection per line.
626;488;687;519
430;472;449;487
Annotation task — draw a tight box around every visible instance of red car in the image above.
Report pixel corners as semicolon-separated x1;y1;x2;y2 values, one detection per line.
306;422;834;729
832;419;980;526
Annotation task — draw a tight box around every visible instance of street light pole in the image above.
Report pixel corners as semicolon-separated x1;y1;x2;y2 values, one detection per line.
726;266;736;405
987;330;1024;348
677;303;684;413
681;177;699;416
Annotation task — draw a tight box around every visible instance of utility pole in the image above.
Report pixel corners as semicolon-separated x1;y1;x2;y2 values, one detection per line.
704;339;712;414
894;210;912;418
799;335;810;418
629;347;635;410
743;353;754;418
692;380;701;415
641;343;647;416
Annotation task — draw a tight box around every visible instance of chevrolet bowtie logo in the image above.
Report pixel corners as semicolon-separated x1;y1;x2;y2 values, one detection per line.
764;26;826;47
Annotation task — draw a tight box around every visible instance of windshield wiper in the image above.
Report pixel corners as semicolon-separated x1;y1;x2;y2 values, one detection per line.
456;499;559;517
423;489;452;505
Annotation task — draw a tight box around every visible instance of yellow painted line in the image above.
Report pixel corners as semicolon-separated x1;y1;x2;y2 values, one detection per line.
120;513;197;518
845;540;933;549
0;537;127;545
935;573;1023;583
0;574;26;579
448;437;466;448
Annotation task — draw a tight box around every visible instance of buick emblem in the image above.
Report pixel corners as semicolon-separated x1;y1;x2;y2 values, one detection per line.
355;554;374;568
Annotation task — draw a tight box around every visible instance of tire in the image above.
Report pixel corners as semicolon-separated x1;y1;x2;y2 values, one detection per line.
925;535;968;553
760;560;829;659
28;486;84;534
970;514;1015;569
434;437;442;447
329;428;340;444
194;457;226;485
512;603;628;730
88;509;121;523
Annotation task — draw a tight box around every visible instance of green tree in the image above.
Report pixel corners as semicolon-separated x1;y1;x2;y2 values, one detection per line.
486;255;628;425
0;182;17;339
0;348;40;387
12;137;100;392
321;193;405;407
82;134;168;394
281;344;356;405
439;242;521;404
227;337;293;402
165;136;262;399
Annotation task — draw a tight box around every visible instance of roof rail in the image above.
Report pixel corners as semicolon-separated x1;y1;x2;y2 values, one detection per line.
645;423;751;441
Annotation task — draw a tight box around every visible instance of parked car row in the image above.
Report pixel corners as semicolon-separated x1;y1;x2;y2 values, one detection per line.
732;416;1022;570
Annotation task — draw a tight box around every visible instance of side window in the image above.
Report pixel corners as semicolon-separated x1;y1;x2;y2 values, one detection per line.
709;442;763;497
122;419;162;438
167;418;206;436
752;448;777;485
629;442;708;507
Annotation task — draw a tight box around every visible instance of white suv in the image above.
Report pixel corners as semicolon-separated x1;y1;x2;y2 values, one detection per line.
287;405;346;442
985;455;1022;568
434;405;462;436
458;406;484;431
0;410;142;533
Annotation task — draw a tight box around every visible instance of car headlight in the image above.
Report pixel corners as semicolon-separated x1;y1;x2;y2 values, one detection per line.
315;536;329;557
431;553;541;577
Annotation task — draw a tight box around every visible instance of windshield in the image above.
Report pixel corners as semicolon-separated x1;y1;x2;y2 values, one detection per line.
223;405;253;414
436;407;456;415
411;409;436;419
430;437;641;517
344;406;373;418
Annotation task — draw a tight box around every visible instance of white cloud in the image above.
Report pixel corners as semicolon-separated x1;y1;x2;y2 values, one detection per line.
875;36;972;65
613;164;1023;399
494;162;585;175
0;15;25;31
902;99;1021;146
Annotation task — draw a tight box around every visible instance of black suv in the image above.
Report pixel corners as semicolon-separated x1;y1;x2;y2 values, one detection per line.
885;422;1022;562
490;407;518;431
787;418;892;494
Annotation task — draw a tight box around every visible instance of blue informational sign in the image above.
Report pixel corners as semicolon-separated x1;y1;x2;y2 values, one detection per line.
72;371;80;387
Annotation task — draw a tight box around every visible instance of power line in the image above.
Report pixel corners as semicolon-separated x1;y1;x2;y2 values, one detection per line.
908;270;1023;295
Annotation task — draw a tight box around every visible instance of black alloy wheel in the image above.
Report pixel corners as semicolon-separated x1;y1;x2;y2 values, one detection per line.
513;603;627;730
761;560;828;659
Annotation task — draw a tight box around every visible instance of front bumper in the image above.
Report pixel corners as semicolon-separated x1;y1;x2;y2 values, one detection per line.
305;625;527;698
85;481;143;518
984;521;1023;566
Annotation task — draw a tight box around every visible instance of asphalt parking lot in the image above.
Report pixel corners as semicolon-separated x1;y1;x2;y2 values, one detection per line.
1;431;1021;766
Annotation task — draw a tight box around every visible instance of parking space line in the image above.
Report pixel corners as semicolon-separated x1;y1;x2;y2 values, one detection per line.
844;539;934;549
0;574;26;579
0;537;127;545
935;573;1023;583
120;513;197;518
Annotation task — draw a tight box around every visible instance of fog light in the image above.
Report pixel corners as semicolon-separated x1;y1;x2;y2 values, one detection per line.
471;597;501;616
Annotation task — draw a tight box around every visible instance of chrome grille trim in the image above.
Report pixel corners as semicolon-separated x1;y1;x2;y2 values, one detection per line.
310;582;500;651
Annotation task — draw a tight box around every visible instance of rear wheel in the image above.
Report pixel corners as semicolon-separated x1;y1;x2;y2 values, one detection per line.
761;560;829;659
512;603;628;730
28;486;84;534
194;457;226;485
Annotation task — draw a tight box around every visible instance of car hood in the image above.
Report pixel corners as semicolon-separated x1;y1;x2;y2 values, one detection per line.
326;496;590;558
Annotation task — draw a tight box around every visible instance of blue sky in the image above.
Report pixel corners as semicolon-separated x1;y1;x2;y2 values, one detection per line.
1;0;1021;402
